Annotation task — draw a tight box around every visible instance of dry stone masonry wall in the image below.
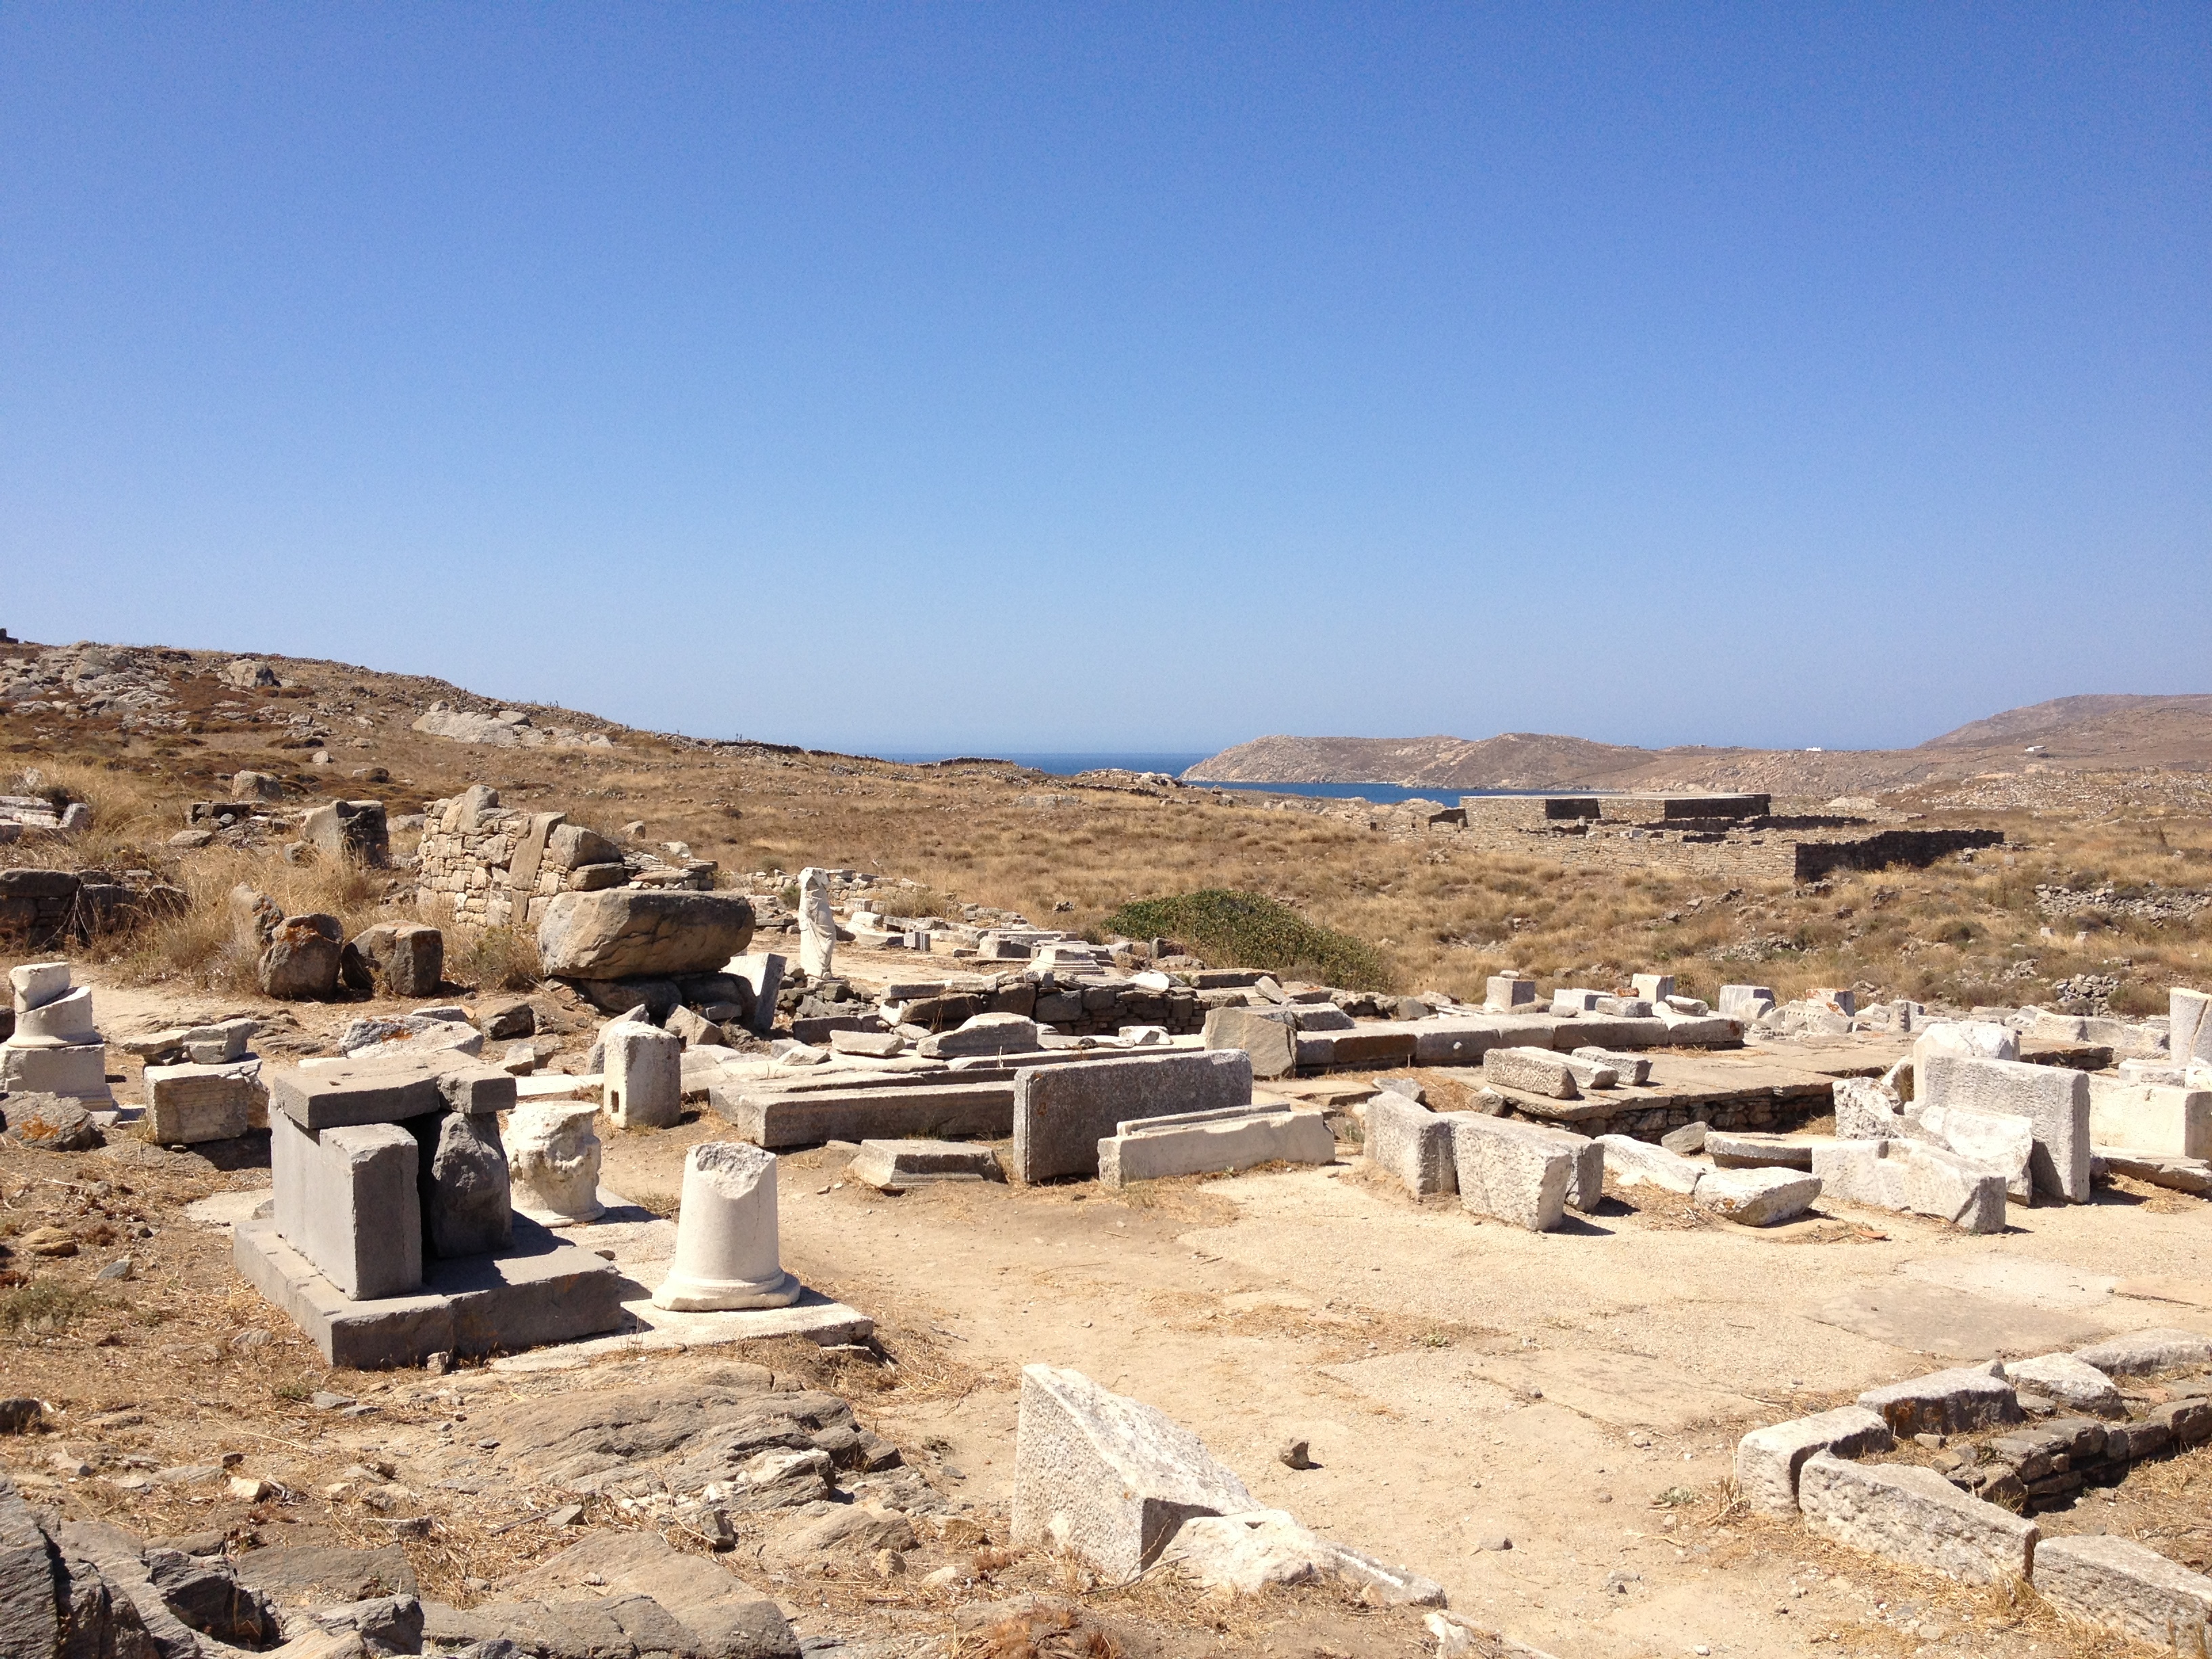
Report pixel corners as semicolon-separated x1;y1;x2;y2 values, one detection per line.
415;787;716;930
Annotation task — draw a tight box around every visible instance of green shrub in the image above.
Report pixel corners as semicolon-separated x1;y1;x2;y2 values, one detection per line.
1103;889;1392;991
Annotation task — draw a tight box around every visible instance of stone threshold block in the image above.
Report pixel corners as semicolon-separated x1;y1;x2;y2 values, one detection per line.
1098;1106;1334;1189
2032;1533;2212;1649
1450;1115;1575;1231
712;1082;1015;1149
233;1216;628;1369
144;1059;266;1145
1797;1454;2037;1584
847;1139;1006;1191
1409;1015;1554;1067
1735;1407;1893;1515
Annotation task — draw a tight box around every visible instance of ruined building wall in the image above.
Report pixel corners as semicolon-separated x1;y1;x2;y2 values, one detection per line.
414;794;713;930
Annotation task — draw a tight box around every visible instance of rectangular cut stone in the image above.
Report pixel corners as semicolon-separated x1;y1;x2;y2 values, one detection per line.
1201;1006;1298;1079
1099;1107;1334;1188
1905;1102;2034;1201
1695;1166;1822;1226
604;1024;682;1130
2175;987;2212;1066
1591;996;1652;1018
713;1083;1015;1149
1288;1004;1353;1031
2072;1328;2212;1377
0;1042;109;1102
1293;1028;1418;1070
2101;1151;2212;1195
847;1139;1005;1189
1631;974;1675;1003
1921;1054;2091;1201
1011;1364;1255;1584
144;1061;264;1144
1484;975;1536;1012
270;1057;447;1130
1560;1054;1620;1090
1410;1015;1555;1066
1796;1454;2036;1584
1706;1131;1822;1171
1483;1047;1577;1099
1648;1011;1740;1046
1833;1077;1906;1140
1572;1046;1652;1085
1014;1050;1252;1183
1515;1121;1603;1212
1556;1015;1674;1050
273;1120;423;1301
2032;1535;2212;1650
1363;1091;1460;1198
1857;1363;2023;1435
729;952;785;1036
1810;1139;2007;1233
2088;1077;2212;1160
1595;1134;1704;1194
1551;989;1602;1015
438;1065;517;1116
1718;985;1775;1019
1448;1116;1574;1232
1735;1407;1895;1514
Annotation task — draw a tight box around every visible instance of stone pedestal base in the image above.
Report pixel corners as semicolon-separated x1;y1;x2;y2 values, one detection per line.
233;1216;627;1368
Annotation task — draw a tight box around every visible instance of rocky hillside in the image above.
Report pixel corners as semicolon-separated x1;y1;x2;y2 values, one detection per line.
1186;693;2212;793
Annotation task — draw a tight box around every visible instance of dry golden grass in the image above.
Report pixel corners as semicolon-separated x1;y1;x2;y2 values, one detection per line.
3;644;2207;1017
98;844;394;992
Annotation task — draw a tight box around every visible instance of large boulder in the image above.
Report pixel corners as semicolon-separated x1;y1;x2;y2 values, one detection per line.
537;890;754;980
301;799;389;867
259;914;344;1000
342;924;445;997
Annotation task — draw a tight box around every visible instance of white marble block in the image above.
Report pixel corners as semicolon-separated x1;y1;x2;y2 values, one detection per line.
507;1102;607;1225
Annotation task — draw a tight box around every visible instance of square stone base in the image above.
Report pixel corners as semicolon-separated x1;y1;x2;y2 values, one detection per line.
233;1216;629;1369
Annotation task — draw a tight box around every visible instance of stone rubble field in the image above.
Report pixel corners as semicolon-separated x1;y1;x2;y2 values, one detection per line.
3;636;2210;1658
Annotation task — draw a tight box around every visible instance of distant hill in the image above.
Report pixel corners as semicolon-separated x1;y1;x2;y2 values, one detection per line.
1185;693;2212;794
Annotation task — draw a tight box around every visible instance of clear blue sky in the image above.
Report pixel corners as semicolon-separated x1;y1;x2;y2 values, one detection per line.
4;5;2205;756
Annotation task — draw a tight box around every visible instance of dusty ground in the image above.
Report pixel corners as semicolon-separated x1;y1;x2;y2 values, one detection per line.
6;640;2212;1655
6;985;2211;1659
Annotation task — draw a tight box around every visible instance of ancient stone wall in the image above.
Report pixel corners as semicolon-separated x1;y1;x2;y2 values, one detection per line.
414;792;714;931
